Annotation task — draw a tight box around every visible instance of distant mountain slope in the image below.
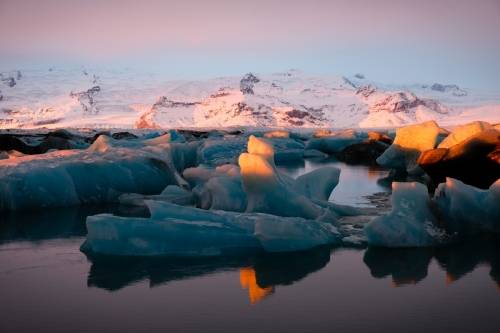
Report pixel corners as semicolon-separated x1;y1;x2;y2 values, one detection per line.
1;68;499;129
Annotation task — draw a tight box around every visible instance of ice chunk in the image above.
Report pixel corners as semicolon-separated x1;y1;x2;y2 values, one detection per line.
255;215;340;252
238;152;323;219
183;164;247;211
247;135;275;164
376;121;441;175
303;149;328;159
438;121;492;149
0;134;198;211
306;130;368;154
193;175;247;212
365;182;445;247
119;185;194;206
294;167;340;201
84;214;260;257
83;200;341;256
418;128;499;189
251;135;305;164
198;137;247;166
434;178;500;234
274;149;304;164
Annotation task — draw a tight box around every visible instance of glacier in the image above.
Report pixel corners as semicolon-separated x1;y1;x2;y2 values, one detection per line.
1;68;500;129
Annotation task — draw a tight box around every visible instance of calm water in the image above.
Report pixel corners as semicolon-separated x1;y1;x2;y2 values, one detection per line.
1;159;499;333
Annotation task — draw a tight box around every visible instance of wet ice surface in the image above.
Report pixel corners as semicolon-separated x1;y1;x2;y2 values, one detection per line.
0;161;499;333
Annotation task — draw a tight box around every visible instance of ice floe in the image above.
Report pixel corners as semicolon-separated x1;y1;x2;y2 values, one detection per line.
376;120;441;175
434;178;500;234
365;182;446;247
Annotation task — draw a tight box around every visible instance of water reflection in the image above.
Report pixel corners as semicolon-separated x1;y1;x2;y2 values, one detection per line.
83;236;500;302
278;157;390;207
85;245;331;304
239;267;274;304
364;247;434;286
435;236;500;287
364;235;500;288
0;204;147;243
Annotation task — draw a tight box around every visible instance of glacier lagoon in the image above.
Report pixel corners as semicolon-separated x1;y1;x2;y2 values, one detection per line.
0;158;499;333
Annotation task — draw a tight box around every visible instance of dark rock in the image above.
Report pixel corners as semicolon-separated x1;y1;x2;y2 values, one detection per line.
431;83;467;96
38;136;74;152
369;92;448;114
1;76;16;87
178;129;211;140
70;86;101;114
0;134;38;154
46;129;75;140
342;77;357;88
240;73;260;95
418;129;500;189
112;132;138;140
354;73;365;79
336;140;389;165
356;85;377;98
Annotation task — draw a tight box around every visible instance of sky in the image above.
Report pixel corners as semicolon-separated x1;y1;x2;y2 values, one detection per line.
1;0;500;88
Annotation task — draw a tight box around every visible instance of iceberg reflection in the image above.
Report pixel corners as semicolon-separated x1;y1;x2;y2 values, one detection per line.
364;235;500;288
85;246;331;297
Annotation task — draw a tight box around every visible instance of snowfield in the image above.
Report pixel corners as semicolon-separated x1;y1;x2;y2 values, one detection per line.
1;68;499;130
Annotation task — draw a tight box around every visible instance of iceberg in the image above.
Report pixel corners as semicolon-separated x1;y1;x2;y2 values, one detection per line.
293;167;340;201
193;174;247;212
418;128;499;189
239;136;329;219
183;164;247;211
198;137;247;166
83;213;260;257
438;121;492;149
365;182;446;247
306;130;368;154
118;185;194;207
434;178;500;234
376;121;441;175
83;200;341;256
0;134;197;211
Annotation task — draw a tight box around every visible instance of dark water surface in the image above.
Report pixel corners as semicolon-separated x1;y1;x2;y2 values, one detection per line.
1;160;499;333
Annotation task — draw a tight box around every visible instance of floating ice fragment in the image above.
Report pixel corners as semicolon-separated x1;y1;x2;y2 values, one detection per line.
365;182;445;247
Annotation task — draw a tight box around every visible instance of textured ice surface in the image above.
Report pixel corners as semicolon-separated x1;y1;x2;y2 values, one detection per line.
239;136;334;219
198;137;247;166
438;121;493;149
0;134;196;211
376;121;441;175
83;200;341;256
434;178;500;234
306;130;368;154
365;182;445;247
119;185;194;206
294;167;340;201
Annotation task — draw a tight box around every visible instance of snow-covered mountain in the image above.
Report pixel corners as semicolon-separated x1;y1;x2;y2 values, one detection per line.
1;68;499;129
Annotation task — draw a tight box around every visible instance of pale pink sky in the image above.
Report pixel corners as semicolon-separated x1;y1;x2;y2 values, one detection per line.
1;0;499;87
